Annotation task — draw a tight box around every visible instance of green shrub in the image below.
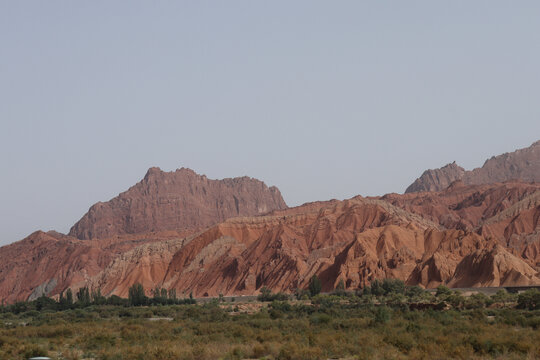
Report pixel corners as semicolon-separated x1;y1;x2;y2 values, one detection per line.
258;287;290;302
373;306;391;325
381;279;405;295
310;313;331;325
517;289;540;310
464;293;492;309
435;285;451;297
405;285;424;299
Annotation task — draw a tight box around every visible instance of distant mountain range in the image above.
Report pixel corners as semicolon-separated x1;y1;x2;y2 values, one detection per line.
1;141;539;303
406;140;540;193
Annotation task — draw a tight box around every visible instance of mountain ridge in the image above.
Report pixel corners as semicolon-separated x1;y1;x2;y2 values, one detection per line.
1;151;540;303
406;140;540;193
69;167;287;240
1;181;539;303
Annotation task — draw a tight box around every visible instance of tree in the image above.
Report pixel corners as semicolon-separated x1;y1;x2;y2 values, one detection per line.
517;289;540;310
187;292;195;304
129;283;147;306
258;287;273;301
58;291;66;309
91;288;106;305
370;280;384;297
168;288;177;301
11;301;29;314
35;295;57;311
334;279;346;296
58;290;74;310
309;275;322;297
405;285;424;300
381;279;405;295
492;289;514;307
464;293;491;309
151;286;169;304
66;288;73;307
76;287;91;306
107;295;127;306
435;285;451;298
445;291;465;309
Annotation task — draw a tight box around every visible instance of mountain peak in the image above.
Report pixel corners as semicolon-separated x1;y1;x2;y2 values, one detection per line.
405;162;465;193
144;166;163;179
69;168;287;239
405;140;540;193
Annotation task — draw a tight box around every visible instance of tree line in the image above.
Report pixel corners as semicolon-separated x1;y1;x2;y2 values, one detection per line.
258;275;540;311
2;276;540;314
0;283;196;314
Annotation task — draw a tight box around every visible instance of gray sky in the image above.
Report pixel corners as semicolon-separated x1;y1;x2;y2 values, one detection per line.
1;1;540;245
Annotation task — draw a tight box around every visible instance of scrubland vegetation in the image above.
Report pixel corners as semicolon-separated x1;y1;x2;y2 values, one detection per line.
1;279;540;359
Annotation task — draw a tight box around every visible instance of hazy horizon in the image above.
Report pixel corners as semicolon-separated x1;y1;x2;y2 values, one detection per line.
1;2;540;245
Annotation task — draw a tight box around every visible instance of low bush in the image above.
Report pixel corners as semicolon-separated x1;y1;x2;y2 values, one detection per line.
258;287;290;302
517;289;540;310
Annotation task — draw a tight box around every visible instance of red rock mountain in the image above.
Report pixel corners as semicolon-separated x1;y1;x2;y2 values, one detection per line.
69;167;287;240
1;162;540;303
406;140;540;193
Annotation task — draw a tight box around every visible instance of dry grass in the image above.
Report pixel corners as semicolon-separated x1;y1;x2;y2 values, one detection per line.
1;303;540;359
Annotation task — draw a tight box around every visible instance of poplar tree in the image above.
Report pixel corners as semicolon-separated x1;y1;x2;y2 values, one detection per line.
309;275;322;297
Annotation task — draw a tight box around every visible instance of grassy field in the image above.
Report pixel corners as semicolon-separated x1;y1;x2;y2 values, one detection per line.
1;283;540;359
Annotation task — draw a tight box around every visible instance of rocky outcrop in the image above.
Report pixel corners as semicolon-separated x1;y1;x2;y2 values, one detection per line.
405;140;540;193
69;167;287;239
85;185;539;297
447;245;539;287
406;162;465;193
385;182;540;236
0;229;188;303
0;231;108;303
1;171;540;303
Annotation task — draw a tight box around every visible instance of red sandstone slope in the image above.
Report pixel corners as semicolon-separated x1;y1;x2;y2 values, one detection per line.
0;168;287;303
1;177;540;303
0;229;189;303
384;181;540;238
406;140;540;193
86;187;539;298
69;167;287;240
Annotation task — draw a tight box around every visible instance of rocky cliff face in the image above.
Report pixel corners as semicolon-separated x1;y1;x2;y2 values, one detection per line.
2;162;540;303
0;229;189;303
406;162;465;193
2;181;539;302
69;167;287;240
81;182;540;296
405;140;540;193
154;183;540;295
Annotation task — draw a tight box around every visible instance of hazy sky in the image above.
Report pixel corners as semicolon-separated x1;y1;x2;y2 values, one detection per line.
1;1;540;245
